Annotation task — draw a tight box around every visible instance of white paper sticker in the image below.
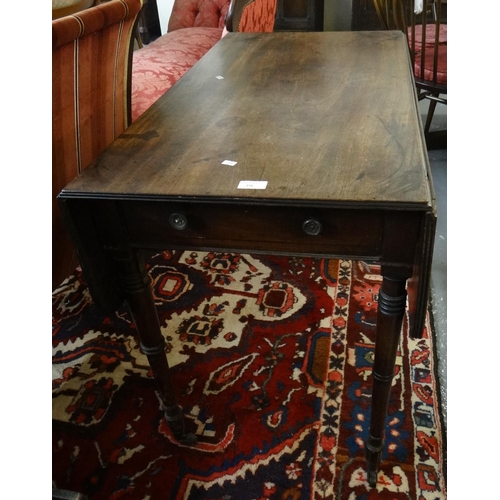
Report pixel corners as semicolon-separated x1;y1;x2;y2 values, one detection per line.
216;75;224;80
221;160;237;166
237;180;268;190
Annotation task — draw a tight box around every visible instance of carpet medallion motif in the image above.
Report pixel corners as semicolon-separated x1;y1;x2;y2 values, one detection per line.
52;251;446;499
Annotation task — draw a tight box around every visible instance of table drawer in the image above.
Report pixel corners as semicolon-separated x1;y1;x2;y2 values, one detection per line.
120;201;384;258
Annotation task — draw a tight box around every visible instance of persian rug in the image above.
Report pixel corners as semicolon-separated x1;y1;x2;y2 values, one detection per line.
52;251;446;499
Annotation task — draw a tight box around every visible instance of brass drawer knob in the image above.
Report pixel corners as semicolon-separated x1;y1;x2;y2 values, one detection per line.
303;218;322;236
169;212;188;231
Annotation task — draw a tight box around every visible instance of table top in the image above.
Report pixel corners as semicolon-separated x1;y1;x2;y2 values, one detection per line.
62;31;434;211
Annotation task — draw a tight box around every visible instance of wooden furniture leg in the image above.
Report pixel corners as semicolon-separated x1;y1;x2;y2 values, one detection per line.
112;246;197;445
424;96;438;134
365;275;408;487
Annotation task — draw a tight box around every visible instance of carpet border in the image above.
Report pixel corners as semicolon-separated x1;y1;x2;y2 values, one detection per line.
426;294;447;488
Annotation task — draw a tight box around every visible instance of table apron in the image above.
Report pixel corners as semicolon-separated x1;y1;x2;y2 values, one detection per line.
59;196;429;336
118;200;386;258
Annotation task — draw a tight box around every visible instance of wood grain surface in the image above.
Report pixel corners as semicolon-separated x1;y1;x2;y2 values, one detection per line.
62;31;432;209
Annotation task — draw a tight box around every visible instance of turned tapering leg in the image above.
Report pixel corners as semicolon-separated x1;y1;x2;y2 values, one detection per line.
365;276;407;487
113;247;197;444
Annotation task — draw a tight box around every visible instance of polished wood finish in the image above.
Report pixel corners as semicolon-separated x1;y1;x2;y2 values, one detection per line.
366;275;408;484
63;32;432;207
59;31;435;484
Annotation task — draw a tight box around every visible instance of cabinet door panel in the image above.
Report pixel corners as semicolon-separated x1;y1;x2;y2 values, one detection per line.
275;0;324;31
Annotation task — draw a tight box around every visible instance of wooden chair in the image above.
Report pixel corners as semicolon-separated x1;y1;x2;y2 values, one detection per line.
372;0;446;146
52;0;143;290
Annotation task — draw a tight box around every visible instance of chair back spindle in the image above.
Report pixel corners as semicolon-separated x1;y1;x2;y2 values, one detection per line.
372;0;446;140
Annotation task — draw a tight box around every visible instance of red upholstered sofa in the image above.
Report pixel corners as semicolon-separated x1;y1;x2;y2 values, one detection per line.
131;0;277;121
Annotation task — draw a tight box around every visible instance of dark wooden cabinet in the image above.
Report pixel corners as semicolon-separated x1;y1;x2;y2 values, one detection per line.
274;0;324;31
351;0;382;30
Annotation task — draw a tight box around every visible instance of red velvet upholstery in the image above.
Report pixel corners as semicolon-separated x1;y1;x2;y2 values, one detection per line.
407;23;447;49
408;24;447;85
238;0;276;32
414;42;446;85
372;0;446;136
131;0;277;121
132;27;223;120
168;0;230;31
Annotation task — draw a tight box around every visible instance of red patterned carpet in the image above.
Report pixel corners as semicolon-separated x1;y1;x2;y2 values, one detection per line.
52;251;446;499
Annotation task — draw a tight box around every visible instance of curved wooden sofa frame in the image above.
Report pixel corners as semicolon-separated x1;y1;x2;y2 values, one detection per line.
52;0;144;290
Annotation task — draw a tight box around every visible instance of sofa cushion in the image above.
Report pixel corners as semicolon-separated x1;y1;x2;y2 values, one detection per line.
414;43;447;85
407;23;447;50
131;26;222;121
168;0;230;32
407;24;447;85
